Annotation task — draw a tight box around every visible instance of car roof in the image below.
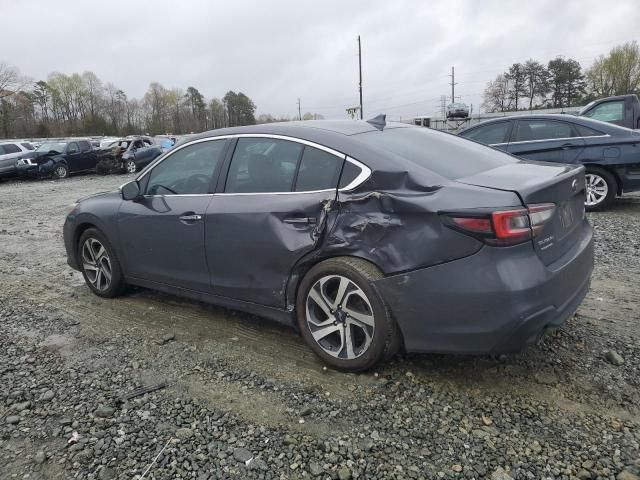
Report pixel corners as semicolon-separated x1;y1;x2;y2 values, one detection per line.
459;113;633;136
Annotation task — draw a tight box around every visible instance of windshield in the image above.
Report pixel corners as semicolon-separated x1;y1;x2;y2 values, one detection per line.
357;126;517;180
37;142;67;153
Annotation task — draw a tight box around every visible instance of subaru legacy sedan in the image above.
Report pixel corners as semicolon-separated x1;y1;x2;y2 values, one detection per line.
63;118;593;371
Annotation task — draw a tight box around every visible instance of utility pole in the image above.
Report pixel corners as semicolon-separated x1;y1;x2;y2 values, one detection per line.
358;35;363;120
449;66;457;104
440;95;447;118
297;98;302;120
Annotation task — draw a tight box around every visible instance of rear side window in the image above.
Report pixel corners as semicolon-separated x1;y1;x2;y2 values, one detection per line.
146;140;226;195
294;147;343;191
1;143;21;154
461;122;510;145
225;138;303;193
576;125;605;137
339;161;362;188
513;120;574;142
21;142;34;151
358;127;516;180
583;101;624;122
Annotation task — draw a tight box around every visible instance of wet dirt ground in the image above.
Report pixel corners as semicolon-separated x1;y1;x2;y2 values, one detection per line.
0;174;639;479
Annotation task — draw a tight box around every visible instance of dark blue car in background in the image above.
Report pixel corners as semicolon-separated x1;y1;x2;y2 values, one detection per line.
459;114;640;210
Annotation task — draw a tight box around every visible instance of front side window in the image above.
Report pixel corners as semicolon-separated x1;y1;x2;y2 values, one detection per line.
225;138;303;193
583;101;624;122
461;122;510;145
513;120;574;142
21;142;34;151
79;141;91;152
294;147;343;191
146;140;226;195
67;142;80;154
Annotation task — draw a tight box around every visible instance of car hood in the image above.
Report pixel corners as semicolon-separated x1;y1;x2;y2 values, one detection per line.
76;191;114;203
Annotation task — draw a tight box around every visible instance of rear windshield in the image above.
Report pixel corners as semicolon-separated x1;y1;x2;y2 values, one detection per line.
357;127;517;180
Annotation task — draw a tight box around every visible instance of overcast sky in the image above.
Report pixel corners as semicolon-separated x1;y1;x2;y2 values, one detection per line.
1;0;638;120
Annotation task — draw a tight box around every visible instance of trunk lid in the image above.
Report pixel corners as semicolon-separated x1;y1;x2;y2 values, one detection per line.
458;161;586;265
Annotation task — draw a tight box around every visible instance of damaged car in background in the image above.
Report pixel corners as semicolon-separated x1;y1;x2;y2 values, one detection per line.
63;117;594;371
18;139;98;179
96;136;163;174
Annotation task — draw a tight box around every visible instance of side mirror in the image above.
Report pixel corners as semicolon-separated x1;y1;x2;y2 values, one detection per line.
121;180;142;201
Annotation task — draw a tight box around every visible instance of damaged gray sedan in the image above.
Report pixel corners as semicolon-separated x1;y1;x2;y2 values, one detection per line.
63;117;594;371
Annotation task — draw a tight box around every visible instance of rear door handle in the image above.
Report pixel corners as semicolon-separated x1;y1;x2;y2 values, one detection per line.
179;214;202;222
284;217;317;224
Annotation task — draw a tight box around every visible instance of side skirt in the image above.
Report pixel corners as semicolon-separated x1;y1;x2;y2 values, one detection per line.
126;276;296;327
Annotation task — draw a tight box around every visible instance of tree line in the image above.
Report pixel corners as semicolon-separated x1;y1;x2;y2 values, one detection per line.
0;65;279;139
482;41;640;113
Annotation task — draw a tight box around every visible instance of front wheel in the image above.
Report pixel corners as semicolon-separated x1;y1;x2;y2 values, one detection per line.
124;159;137;174
585;167;616;211
52;164;69;179
296;257;401;372
78;228;126;298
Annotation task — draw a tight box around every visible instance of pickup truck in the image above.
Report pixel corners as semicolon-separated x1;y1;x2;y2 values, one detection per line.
578;94;640;130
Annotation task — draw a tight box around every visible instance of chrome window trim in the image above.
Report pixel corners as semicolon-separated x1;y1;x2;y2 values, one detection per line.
131;133;372;197
136;135;234;181
489;134;611;147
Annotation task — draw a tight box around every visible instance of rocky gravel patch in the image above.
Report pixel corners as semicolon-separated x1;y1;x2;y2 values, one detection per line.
1;177;640;479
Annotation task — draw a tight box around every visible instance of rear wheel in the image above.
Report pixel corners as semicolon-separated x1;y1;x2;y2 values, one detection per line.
78;228;125;298
585;167;616;211
52;164;69;179
296;257;401;372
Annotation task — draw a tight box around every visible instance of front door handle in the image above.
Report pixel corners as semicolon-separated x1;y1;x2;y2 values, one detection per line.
179;214;202;223
284;217;317;225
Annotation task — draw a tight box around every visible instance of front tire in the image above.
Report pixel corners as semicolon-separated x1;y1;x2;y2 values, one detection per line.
124;159;137;174
585;167;616;211
52;164;69;179
296;257;401;372
78;228;125;298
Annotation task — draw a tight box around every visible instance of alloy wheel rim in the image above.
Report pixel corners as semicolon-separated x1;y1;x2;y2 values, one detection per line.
55;166;67;178
81;238;112;291
585;173;608;206
126;161;136;173
305;275;375;360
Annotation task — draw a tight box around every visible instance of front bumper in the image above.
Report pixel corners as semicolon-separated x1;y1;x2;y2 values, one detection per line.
374;220;594;354
63;214;80;270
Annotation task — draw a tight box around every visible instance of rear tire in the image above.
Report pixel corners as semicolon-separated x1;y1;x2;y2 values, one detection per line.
78;228;126;298
585;166;616;211
296;257;401;372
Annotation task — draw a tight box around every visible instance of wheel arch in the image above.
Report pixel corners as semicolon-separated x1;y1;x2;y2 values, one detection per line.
285;253;386;314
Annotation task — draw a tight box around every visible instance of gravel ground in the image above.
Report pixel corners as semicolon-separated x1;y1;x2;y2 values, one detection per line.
0;174;639;480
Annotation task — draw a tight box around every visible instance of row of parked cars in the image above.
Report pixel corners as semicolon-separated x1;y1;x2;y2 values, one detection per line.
458;94;640;211
0;135;178;181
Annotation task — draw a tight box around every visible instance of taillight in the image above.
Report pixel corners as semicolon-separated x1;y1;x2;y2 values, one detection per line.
443;203;555;246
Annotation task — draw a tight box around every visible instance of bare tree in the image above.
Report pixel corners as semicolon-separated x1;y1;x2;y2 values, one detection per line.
0;62;28;99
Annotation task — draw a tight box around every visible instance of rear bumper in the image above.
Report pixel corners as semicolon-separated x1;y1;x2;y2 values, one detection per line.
374;220;594;354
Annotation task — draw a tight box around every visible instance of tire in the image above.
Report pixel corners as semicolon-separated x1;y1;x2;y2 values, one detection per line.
77;228;126;298
124;159;137;174
296;257;401;372
52;164;69;179
585;166;616;212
